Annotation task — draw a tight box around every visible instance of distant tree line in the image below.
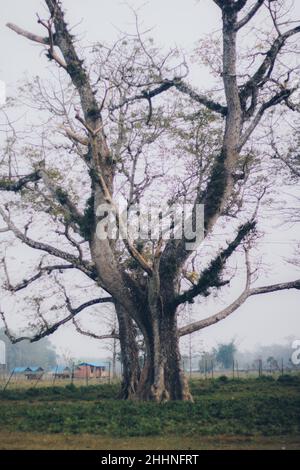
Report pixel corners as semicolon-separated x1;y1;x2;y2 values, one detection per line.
183;339;300;373
0;328;57;370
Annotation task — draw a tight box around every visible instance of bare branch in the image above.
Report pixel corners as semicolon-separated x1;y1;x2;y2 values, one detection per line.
110;81;175;112
179;286;249;336
72;317;119;340
235;0;264;31
240;25;300;107
39;168;84;227
6;22;51;45
179;255;300;337
66;296;114;315
44;0;102;127
61;126;89;146
174;219;256;306
0;308;72;344
249;280;300;296
0;171;42;192
179;247;252;336
271;139;300;177
2;262;75;292
6;22;66;69
0;206;95;279
174;81;227;116
111;79;227;117
96;177;153;276
239;87;297;148
0;290;113;344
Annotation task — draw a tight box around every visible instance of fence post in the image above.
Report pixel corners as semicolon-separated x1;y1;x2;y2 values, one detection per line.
71;363;75;385
258;359;262;377
3;369;15;392
34;372;44;388
211;360;214;379
53;365;58;386
85;366;89;386
232;360;235;379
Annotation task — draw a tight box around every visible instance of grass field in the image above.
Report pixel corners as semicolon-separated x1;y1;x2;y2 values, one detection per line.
1;432;299;450
0;375;299;450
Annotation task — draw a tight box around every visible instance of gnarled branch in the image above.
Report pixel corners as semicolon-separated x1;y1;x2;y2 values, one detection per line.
0;289;113;344
174;81;227;116
179;252;300;337
2;260;75;292
239;87;297;148
240;25;300;109
0;206;95;279
174;219;256;306
72;317;119;341
0;171;42;192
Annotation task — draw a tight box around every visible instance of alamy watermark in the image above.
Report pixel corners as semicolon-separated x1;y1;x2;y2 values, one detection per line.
96;202;204;251
0;80;6;106
291;340;300;366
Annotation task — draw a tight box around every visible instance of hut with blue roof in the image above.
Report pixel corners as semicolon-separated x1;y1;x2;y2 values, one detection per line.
13;366;44;380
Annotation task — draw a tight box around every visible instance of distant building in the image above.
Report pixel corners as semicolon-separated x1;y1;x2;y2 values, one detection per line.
13;366;44;380
28;367;44;380
51;365;71;379
74;362;109;379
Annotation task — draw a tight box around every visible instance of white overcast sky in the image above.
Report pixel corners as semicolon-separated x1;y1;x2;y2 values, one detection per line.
0;0;300;359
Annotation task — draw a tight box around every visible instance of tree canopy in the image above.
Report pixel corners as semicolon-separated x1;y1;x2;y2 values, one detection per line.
0;0;299;401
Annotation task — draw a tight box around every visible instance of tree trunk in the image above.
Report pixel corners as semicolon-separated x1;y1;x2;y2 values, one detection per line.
115;302;141;399
136;309;193;402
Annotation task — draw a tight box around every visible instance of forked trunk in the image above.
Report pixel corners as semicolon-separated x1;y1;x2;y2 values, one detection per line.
115;302;141;399
137;309;193;402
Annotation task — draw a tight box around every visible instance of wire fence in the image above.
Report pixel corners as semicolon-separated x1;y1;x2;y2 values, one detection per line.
0;362;123;391
1;358;299;391
183;358;300;380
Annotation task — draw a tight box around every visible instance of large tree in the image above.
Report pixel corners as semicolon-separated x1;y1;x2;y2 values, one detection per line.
1;0;300;401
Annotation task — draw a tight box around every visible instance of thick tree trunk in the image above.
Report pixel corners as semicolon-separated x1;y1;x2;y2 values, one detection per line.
115;302;141;399
136;310;193;402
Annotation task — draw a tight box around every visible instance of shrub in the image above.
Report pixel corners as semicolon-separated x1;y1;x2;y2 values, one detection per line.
216;375;229;383
277;374;300;385
256;375;275;382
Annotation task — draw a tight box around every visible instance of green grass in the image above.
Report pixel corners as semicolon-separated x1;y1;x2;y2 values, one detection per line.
0;376;299;439
0;383;119;401
1;432;299;450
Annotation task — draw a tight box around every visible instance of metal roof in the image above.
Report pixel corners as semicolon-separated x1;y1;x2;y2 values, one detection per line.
13;366;44;373
78;362;109;368
13;367;32;373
